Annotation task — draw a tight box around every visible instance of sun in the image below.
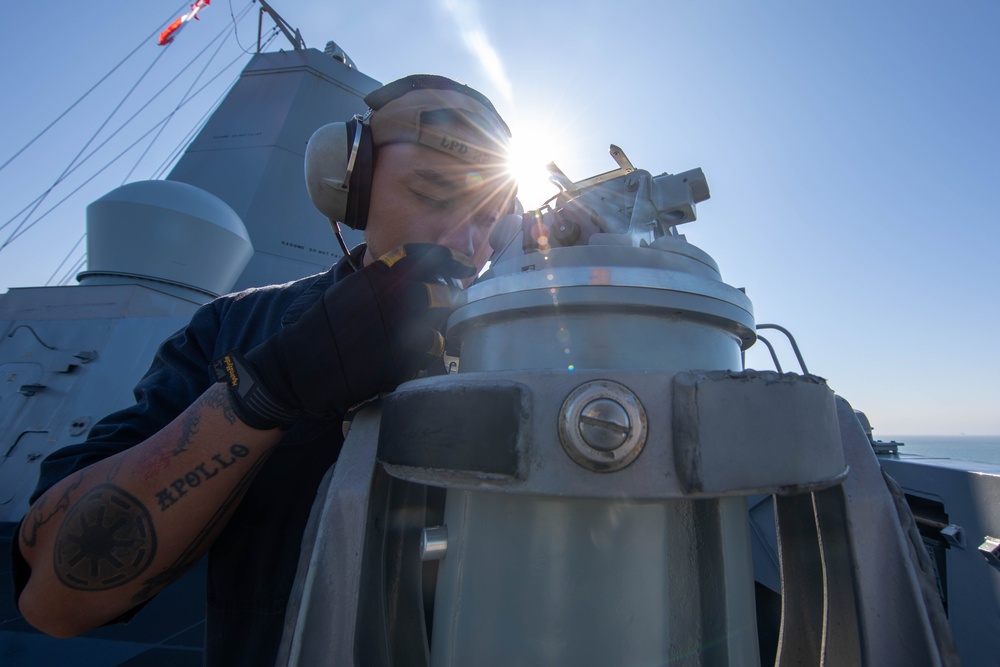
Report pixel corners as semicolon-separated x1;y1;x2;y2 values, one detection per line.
506;124;565;211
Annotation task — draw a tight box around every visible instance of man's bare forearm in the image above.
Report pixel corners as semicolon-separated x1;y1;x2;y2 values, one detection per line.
17;383;283;637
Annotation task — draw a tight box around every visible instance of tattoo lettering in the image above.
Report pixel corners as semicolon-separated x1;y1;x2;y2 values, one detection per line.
155;444;250;511
138;388;238;481
53;484;157;591
21;473;85;548
133;451;270;604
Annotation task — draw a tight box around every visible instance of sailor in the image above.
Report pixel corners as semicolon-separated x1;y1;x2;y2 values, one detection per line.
13;75;516;666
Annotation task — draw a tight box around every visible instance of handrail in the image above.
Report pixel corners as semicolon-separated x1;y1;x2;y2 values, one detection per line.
754;335;783;374
756;323;809;375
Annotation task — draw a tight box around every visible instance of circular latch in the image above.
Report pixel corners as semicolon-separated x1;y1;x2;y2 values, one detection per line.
559;380;647;472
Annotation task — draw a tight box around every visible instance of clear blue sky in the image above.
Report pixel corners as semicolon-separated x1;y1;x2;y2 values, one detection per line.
1;1;997;435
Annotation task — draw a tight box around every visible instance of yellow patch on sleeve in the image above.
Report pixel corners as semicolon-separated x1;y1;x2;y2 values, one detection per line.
427;330;445;358
425;283;452;309
377;247;408;268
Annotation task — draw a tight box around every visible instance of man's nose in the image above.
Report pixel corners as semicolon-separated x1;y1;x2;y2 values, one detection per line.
436;217;477;259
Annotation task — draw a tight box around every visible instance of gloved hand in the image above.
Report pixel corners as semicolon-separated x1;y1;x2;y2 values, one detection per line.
213;244;477;429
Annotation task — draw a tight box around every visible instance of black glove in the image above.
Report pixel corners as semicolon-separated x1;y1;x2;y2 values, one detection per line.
213;244;477;429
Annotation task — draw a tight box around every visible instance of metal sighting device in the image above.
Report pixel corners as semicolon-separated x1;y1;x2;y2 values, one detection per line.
278;148;955;666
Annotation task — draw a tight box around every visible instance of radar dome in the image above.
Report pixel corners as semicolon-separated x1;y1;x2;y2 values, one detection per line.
80;180;253;297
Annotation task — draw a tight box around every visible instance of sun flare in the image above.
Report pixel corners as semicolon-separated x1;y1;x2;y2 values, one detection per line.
506;125;566;211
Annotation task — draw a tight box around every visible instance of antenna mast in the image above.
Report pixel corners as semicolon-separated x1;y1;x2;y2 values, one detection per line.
257;0;305;52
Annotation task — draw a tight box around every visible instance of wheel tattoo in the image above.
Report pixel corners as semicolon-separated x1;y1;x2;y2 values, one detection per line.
54;484;157;590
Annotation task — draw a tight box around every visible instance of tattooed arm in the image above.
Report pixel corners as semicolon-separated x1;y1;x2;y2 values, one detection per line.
16;244;466;637
16;383;283;638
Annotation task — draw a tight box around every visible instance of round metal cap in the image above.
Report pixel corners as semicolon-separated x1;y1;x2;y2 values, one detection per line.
559;380;647;472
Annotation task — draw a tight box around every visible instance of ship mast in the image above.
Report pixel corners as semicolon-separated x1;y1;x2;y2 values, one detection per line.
257;0;305;52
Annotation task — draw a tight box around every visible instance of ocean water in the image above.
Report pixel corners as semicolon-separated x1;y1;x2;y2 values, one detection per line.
879;435;1000;466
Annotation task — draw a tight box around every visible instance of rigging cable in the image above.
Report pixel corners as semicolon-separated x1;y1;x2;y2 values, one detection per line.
121;0;256;184
0;25;242;236
0;16;258;248
0;48;260;249
58;254;90;287
0;48;170;251
229;0;257;54
151;25;280;180
0;2;188;178
150;84;231;180
46;233;86;286
6;14;279;284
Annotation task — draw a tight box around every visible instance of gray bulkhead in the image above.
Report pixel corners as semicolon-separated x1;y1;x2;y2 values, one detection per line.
0;285;203;523
167;48;379;289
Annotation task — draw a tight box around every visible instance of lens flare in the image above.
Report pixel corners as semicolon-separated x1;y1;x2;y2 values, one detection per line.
465;171;484;189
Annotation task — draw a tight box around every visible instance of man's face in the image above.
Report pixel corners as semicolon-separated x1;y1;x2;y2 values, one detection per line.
363;142;515;272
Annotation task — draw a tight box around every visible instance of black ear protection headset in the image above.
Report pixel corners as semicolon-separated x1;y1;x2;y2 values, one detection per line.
304;112;375;232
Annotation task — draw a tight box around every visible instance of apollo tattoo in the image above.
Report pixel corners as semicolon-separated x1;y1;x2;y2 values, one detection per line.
54;484;156;591
132;451;270;604
155;444;250;511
